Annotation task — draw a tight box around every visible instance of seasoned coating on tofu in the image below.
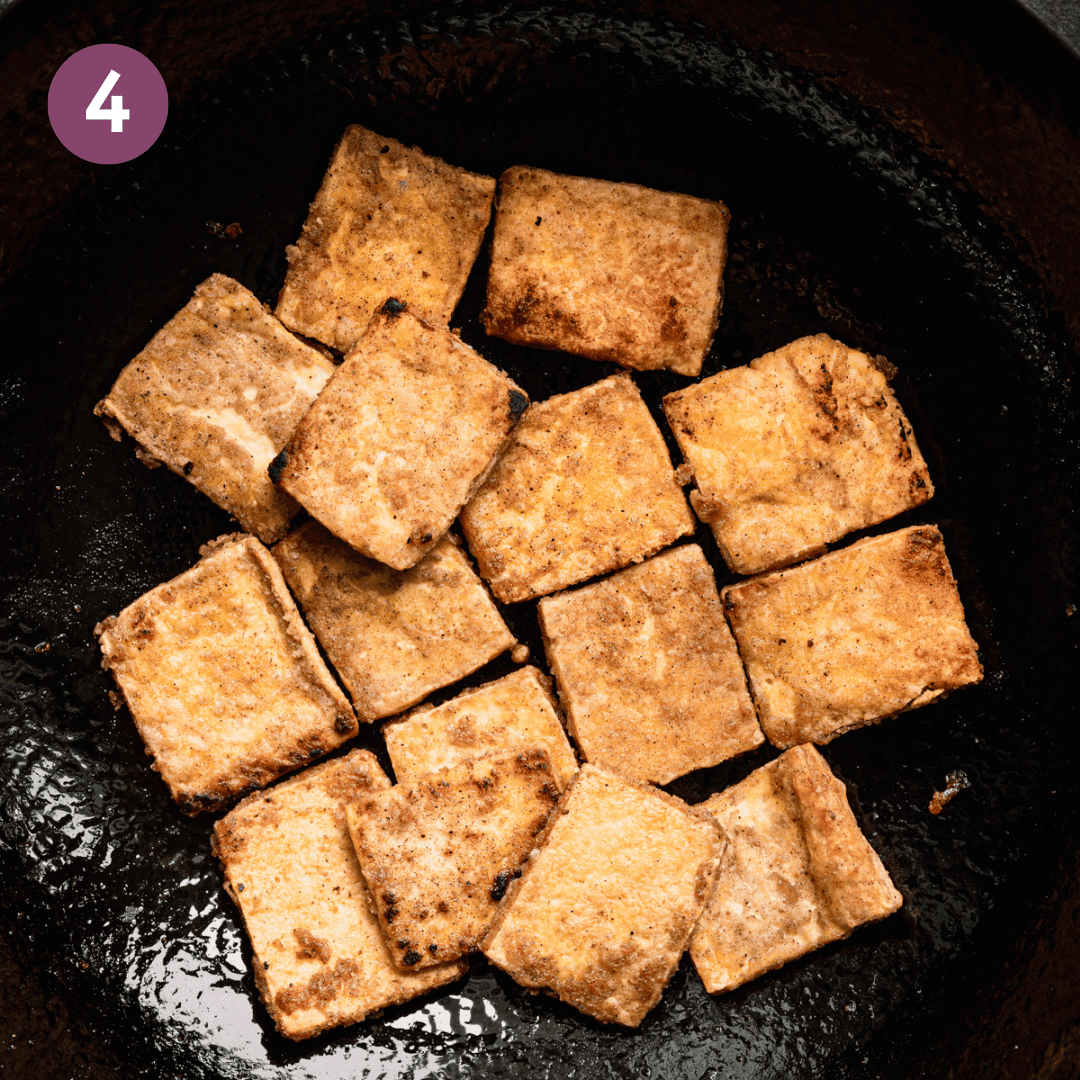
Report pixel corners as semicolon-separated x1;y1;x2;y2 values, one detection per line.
459;373;695;603
275;124;495;352
273;522;514;721
482;166;729;377
538;544;762;786
94;274;334;544
690;744;902;993
481;763;725;1027
383;666;578;791
722;525;983;748
212;750;467;1041
95;533;357;815
662;334;934;575
345;750;560;969
274;307;526;570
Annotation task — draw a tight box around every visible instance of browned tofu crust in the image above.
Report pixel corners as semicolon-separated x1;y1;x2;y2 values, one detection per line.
690;744;901;994
722;525;983;748
212;750;467;1040
274;306;526;570
95;533;357;814
94;274;334;544
275;124;495;352
481;763;726;1027
459;373;695;603
538;544;762;785
482;166;729;377
273;522;514;721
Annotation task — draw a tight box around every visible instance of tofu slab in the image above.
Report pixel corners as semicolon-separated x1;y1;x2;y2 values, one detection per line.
273;522;514;721
274;306;526;570
482;166;729;376
383;666;578;791
459;373;695;603
95;274;334;544
722;525;983;748
662;334;934;575
95;533;357;814
689;744;902;993
275;124;495;352
212;750;466;1040
538;544;762;786
482;763;725;1027
345;750;560;969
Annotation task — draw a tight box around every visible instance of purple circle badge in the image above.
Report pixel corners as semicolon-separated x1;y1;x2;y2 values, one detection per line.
48;44;168;165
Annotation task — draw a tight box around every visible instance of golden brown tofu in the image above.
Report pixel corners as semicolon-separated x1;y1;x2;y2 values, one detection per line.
275;124;495;352
538;544;762;785
345;750;560;970
95;533;357;815
459;373;695;603
383;666;578;791
273;522;514;721
662;334;934;575
689;744;902;994
274;306;526;570
481;763;725;1027
722;525;983;749
212;750;467;1041
94;274;334;544
482;166;729;377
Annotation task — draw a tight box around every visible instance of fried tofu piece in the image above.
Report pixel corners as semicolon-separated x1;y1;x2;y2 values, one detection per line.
459;373;695;603
274;306;526;570
273;522;514;721
538;544;761;785
383;667;578;791
275;124;495;352
481;763;725;1027
689;743;902;993
482;166;729;377
722;525;983;749
212;750;467;1040
345;750;560;970
94;274;334;544
95;533;357;814
662;334;934;575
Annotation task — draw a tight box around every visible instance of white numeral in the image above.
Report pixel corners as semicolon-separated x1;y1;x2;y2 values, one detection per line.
86;69;131;132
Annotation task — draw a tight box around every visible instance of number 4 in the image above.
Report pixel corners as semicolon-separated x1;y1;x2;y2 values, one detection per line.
86;69;131;133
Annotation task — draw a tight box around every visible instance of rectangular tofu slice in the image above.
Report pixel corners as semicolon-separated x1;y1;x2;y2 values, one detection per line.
275;124;495;353
689;743;902;993
212;750;467;1040
95;533;357;814
345;750;560;969
538;544;762;786
459;373;695;602
722;525;983;749
662;334;934;575
482;166;729;376
273;522;514;721
95;274;334;544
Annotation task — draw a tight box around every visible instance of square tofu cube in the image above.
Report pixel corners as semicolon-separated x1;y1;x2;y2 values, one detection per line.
383;666;578;791
689;743;902;993
722;525;983;749
95;274;335;544
482;166;729;377
212;750;467;1041
662;334;935;575
95;533;357;814
274;306;526;570
481;763;725;1027
538;544;762;786
345;750;560;970
459;373;695;603
275;124;495;353
273;522;514;721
